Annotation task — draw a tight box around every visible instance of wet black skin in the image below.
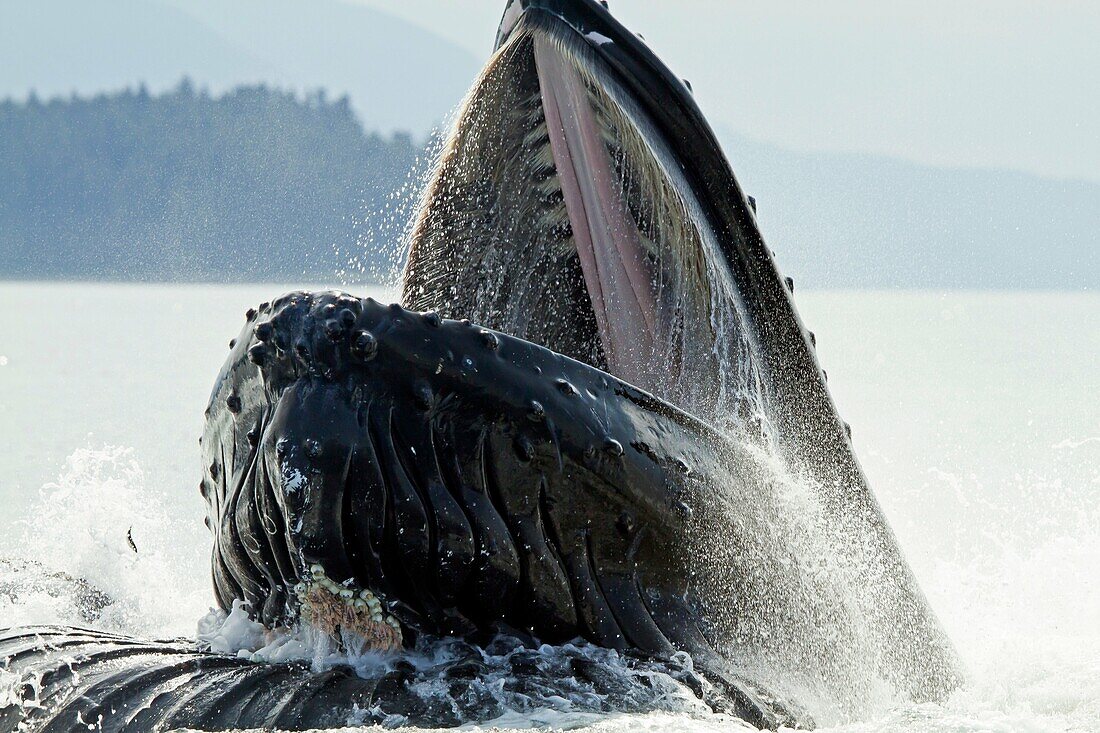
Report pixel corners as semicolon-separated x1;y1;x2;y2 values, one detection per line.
200;292;794;725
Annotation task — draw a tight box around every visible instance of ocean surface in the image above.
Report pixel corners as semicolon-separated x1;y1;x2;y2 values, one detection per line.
0;282;1097;732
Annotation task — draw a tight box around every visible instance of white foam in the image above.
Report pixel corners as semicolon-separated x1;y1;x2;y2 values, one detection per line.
196;600;396;674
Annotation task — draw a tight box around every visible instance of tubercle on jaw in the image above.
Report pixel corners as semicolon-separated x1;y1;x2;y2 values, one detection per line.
231;291;627;444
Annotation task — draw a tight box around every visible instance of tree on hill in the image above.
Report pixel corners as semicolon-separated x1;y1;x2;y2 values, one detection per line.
0;79;425;281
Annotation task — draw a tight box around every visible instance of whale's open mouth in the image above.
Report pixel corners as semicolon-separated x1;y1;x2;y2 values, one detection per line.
404;0;785;428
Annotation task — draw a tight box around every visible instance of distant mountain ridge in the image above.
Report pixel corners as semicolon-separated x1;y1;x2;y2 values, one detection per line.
0;0;479;135
2;81;1094;288
722;131;1099;290
0;84;421;281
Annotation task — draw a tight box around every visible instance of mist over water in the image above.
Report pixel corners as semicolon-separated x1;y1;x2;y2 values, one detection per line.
804;292;1100;733
0;284;1096;731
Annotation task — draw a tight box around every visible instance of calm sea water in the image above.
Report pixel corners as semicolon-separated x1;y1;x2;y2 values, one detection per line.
1;282;1097;732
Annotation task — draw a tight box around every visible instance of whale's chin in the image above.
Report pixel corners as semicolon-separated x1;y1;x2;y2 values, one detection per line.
293;566;403;652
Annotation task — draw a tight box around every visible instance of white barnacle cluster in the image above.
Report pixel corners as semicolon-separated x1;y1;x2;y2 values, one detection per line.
294;564;403;651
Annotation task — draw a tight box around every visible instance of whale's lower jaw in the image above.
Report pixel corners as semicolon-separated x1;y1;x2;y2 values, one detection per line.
200;290;798;729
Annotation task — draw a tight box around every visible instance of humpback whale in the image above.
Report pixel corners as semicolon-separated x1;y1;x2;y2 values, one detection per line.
0;1;962;730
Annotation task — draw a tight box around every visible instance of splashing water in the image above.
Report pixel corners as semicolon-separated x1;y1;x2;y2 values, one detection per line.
192;600;726;730
335;133;446;290
1;446;209;637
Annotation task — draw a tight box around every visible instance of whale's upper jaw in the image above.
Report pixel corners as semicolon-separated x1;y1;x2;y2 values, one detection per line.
403;0;812;432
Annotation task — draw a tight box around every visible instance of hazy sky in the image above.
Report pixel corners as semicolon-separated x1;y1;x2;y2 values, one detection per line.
351;0;1099;182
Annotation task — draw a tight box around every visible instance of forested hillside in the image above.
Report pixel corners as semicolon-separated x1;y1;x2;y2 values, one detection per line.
2;83;1095;287
723;131;1100;290
0;81;422;281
